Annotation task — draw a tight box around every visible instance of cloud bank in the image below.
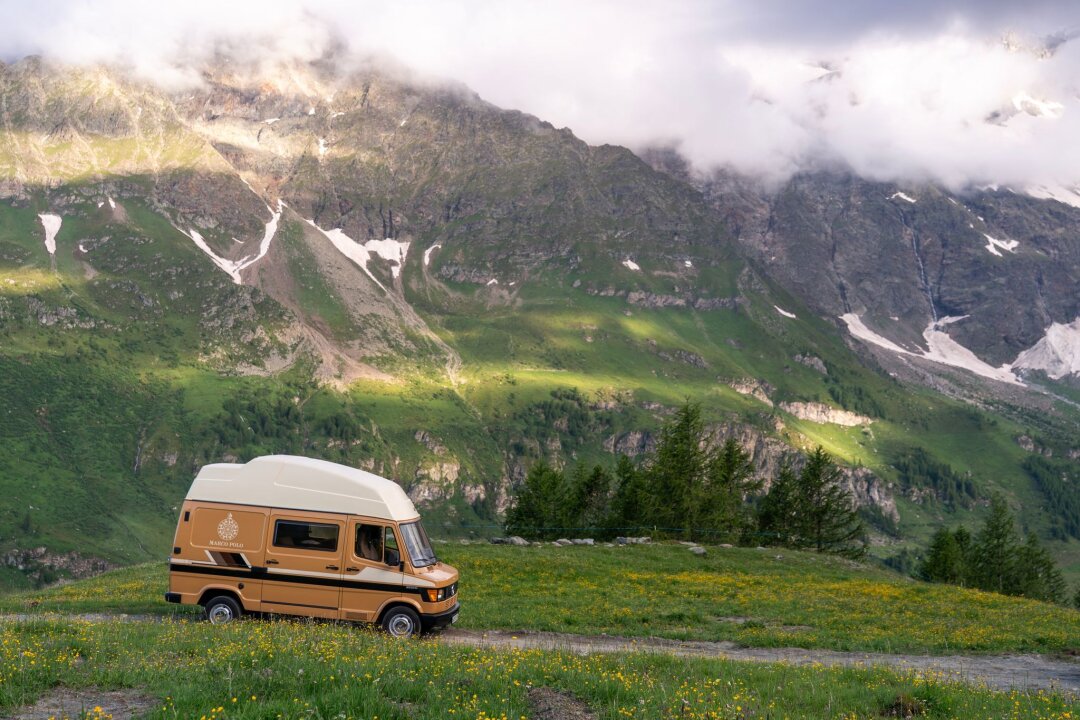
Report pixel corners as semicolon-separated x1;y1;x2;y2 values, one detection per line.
2;0;1079;188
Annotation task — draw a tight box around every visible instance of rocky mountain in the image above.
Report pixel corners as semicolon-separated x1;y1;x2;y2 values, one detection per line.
1;54;1078;585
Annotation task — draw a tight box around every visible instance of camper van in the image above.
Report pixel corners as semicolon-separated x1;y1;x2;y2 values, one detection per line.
165;455;459;637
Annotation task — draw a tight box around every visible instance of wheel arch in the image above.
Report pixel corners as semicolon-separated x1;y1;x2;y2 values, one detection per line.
376;598;422;623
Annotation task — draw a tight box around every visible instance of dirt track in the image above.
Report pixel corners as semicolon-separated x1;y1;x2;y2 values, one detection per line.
438;628;1080;694
4;614;1078;695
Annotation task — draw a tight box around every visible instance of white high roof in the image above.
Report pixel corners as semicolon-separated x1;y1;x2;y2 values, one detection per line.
186;455;420;522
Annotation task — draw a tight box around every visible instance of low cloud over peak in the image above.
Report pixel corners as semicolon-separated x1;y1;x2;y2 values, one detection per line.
3;0;1079;189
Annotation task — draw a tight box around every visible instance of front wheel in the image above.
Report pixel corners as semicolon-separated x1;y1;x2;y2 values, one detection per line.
381;606;421;638
204;595;242;625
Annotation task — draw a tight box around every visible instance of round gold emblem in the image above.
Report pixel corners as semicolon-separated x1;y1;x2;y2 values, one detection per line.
217;513;240;541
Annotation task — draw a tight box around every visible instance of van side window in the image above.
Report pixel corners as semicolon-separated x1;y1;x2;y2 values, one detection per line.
273;520;339;552
355;524;384;562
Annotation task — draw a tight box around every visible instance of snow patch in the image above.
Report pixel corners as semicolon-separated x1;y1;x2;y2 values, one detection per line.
774;305;797;319
486;278;498;286
622;259;641;271
107;197;116;210
305;220;385;291
78;243;87;253
1012;318;1080;379
983;233;1019;257
38;213;61;255
423;243;441;267
262;118;280;124
307;107;316;116
96;201;104;208
890;191;917;203
1025;183;1080;209
922;323;1021;385
364;238;411;279
399;117;408;127
684;260;693;268
305;220;410;287
179;201;282;285
318;138;328;157
840;314;912;354
841;313;1022;385
330;111;345;118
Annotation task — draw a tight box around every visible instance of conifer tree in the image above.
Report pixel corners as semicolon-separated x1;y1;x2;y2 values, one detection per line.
919;527;967;584
757;462;800;547
702;438;760;542
504;461;568;540
1015;531;1066;603
610;454;648;532
570;463;614;532
644;402;709;534
757;447;865;557
794;446;866;557
970;493;1020;595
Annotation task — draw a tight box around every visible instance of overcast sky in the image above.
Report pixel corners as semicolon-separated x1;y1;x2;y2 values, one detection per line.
2;0;1079;188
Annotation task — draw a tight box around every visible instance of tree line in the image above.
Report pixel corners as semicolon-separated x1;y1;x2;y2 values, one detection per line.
919;494;1069;605
505;402;867;558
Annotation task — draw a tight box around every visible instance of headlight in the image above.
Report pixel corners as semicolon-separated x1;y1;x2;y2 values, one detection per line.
424;588;446;602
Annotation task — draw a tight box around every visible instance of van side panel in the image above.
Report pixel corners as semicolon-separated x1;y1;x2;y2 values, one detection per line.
259;511;347;619
168;501;268;611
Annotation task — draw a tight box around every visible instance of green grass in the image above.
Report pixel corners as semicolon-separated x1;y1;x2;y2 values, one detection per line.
3;615;1076;720
6;544;1080;655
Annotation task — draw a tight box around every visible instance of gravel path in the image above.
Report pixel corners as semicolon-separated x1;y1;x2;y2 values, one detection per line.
5;614;1077;694
438;628;1080;695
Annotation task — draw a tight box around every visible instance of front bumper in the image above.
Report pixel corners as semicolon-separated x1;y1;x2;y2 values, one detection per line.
421;602;460;632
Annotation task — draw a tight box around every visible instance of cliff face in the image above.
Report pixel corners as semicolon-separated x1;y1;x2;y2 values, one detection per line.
693;169;1080;377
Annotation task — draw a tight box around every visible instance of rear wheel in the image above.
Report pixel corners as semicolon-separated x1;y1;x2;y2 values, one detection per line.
204;595;242;625
381;606;421;638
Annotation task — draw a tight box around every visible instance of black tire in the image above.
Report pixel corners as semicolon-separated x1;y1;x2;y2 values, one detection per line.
381;606;421;638
204;595;242;625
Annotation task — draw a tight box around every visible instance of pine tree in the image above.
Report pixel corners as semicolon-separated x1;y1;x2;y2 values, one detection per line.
644;402;709;535
757;448;865;557
757;462;799;547
1015;531;1066;603
505;461;569;540
703;438;760;543
970;494;1020;595
919;527;967;584
610;455;648;533
794;447;866;558
570;463;613;533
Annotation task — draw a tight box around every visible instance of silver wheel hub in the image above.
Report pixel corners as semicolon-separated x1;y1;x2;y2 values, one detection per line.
387;614;415;637
208;604;234;624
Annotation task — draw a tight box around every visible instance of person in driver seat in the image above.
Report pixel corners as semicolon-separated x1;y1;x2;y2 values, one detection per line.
357;525;383;562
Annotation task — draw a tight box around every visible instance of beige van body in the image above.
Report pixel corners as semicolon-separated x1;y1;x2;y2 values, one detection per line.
166;455;459;636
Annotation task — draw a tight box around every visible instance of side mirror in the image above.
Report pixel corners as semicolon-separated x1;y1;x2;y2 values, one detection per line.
385;548;400;567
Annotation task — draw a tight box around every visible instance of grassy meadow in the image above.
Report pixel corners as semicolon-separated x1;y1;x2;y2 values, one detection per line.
4;614;1079;720
5;544;1080;656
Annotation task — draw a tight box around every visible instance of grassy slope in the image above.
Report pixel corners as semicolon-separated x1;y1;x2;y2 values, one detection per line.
5;544;1079;655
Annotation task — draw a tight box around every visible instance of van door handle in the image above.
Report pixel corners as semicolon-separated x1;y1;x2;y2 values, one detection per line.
266;559;279;565
346;567;359;572
325;564;339;571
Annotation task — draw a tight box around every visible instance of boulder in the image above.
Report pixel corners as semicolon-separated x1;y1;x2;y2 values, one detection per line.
571;538;595;546
507;536;530;546
689;546;707;556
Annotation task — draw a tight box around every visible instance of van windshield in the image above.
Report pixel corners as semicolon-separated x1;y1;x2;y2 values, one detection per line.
400;521;437;568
